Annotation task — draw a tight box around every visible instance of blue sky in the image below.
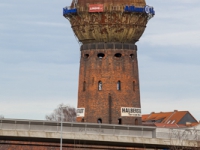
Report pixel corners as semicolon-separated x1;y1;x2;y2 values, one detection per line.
0;0;200;121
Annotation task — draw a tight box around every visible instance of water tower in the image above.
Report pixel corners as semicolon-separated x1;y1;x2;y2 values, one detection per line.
63;0;154;125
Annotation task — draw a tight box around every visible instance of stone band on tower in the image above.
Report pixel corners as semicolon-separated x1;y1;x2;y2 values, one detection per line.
63;0;155;125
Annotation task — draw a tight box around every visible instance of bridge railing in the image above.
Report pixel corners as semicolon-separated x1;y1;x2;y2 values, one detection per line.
0;119;199;141
0;119;156;138
156;128;200;141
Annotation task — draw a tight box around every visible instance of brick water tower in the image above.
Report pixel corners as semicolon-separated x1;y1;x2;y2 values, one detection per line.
63;0;154;125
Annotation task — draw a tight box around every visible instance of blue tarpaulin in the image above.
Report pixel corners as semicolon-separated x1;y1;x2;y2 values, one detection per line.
63;8;77;15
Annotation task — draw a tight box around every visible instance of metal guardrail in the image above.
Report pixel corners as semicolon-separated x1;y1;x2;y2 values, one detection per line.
81;42;137;51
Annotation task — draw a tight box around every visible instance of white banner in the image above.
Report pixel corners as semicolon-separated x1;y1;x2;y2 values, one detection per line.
77;108;85;117
121;107;141;117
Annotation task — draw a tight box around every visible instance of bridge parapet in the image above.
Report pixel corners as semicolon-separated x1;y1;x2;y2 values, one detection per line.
0;119;156;138
0;119;199;149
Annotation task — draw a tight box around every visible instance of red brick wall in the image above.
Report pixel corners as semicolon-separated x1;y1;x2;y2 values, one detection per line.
77;46;141;125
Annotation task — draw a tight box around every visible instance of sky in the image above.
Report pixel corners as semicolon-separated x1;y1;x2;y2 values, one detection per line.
0;0;200;121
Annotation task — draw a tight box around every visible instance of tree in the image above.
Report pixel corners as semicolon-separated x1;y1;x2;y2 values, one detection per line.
169;127;200;150
0;115;4;119
45;104;76;122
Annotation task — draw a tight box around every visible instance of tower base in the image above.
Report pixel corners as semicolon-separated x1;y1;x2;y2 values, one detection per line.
77;43;141;125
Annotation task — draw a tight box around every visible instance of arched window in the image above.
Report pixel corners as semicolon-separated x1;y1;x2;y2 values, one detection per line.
133;81;135;91
117;81;121;90
118;118;122;125
98;81;102;90
97;118;102;124
83;81;86;91
130;54;134;59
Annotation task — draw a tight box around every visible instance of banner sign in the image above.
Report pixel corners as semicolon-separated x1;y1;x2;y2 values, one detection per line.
121;107;141;117
89;4;104;12
77;108;85;117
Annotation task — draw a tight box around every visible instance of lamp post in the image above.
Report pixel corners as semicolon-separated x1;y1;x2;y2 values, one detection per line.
60;106;67;150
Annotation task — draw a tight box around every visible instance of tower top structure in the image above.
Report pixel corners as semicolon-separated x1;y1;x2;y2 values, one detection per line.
63;0;155;44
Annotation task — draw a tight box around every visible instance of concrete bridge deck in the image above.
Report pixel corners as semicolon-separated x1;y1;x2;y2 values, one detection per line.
0;119;199;149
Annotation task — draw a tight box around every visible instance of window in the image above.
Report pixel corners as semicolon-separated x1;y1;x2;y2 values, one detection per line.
167;120;171;124
98;81;102;90
171;120;176;124
97;118;102;124
117;81;121;90
97;53;105;59
130;54;134;59
118;118;122;125
114;53;122;58
83;81;86;91
84;54;89;59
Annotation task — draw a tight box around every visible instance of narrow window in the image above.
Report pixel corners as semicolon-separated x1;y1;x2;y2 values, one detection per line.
135;118;138;125
118;118;122;125
117;81;121;90
130;54;134;60
133;81;135;91
98;81;102;90
83;81;86;91
97;118;102;124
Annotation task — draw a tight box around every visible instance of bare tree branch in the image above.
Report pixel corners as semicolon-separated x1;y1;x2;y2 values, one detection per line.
169;127;200;150
45;103;76;122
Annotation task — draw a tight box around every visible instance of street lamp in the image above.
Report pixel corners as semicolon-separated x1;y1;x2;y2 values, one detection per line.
60;106;67;150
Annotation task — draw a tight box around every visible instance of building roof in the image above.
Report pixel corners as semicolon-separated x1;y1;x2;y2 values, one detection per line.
154;123;186;128
142;110;198;127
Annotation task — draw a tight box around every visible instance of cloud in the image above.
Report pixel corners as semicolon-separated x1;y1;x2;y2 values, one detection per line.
143;0;200;47
142;30;200;47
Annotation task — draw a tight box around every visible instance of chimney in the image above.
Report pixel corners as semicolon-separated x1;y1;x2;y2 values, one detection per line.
174;110;178;112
